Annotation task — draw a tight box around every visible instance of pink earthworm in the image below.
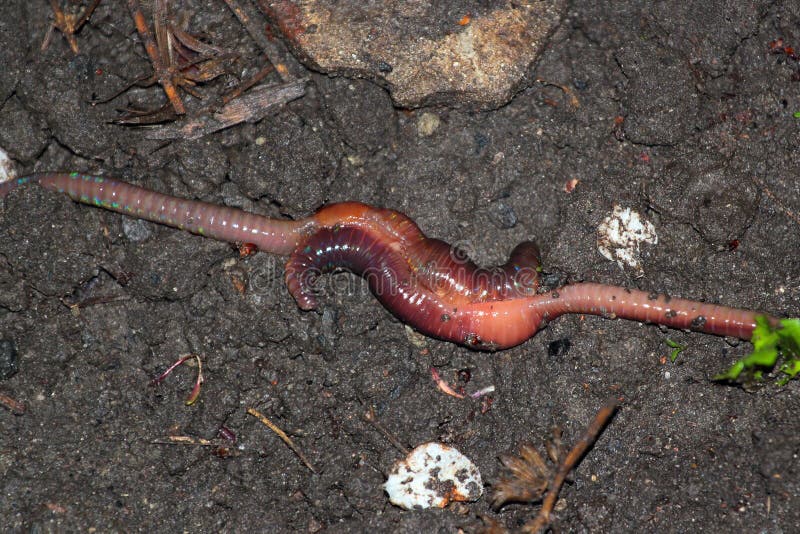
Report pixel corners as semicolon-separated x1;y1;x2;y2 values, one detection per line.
1;172;774;349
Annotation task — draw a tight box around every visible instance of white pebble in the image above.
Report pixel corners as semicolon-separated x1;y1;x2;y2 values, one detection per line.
597;205;658;275
0;146;16;183
384;442;483;510
416;112;441;137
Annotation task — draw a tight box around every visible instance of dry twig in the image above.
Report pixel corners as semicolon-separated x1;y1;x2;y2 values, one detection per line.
152;435;215;446
224;0;304;81
43;0;101;54
364;407;409;454
490;397;620;533
524;398;619;532
247;407;317;473
127;0;185;114
145;78;306;140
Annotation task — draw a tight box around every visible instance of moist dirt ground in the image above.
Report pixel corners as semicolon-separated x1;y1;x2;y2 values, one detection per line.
1;1;799;532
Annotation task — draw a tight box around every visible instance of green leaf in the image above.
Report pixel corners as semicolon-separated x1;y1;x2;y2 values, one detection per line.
713;360;745;381
665;338;686;362
714;316;800;384
794;111;800;118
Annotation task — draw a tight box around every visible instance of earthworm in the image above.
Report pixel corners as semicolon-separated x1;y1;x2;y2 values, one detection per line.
1;172;774;350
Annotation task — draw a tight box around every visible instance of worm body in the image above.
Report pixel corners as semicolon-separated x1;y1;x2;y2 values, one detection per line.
1;172;772;349
1;172;312;255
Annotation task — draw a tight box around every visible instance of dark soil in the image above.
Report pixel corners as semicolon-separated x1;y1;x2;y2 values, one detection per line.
1;1;799;532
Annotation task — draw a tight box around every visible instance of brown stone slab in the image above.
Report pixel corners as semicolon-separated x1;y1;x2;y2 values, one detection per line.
258;0;566;109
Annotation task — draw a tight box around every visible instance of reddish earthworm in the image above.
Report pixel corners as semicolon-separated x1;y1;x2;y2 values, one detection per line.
1;172;775;349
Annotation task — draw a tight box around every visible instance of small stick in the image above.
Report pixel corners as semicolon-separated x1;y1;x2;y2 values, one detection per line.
61;294;130;311
221;63;274;105
74;1;102;31
48;0;79;53
247;407;317;473
523;397;620;533
364;407;409;454
225;0;304;81
152;435;215;446
127;0;186;114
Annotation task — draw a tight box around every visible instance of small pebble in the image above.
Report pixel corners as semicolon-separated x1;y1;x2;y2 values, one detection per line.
384;442;483;509
416;112;441;137
122;218;153;242
490;201;517;229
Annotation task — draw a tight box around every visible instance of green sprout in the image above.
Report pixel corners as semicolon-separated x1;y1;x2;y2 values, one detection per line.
714;316;800;385
793;111;800;118
665;339;686;362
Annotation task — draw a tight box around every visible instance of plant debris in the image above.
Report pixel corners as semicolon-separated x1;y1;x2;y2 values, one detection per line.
247;407;317;473
151;353;204;406
714;316;800;385
144;79;306;140
364;407;409;455
42;0;101;54
430;367;495;400
116;0;237;123
489;398;619;533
